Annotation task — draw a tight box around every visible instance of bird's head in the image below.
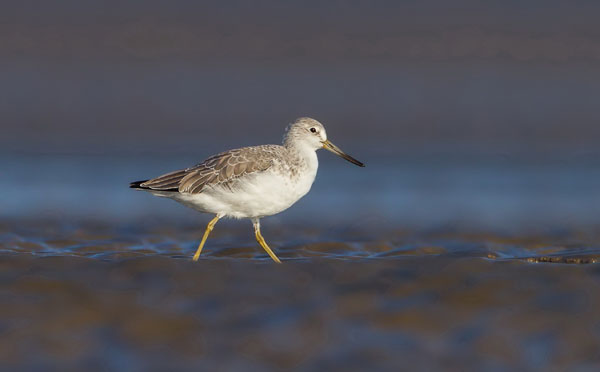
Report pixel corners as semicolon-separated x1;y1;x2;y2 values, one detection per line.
284;117;364;167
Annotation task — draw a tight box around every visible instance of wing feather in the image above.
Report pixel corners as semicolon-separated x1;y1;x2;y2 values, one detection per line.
138;146;280;194
140;170;187;190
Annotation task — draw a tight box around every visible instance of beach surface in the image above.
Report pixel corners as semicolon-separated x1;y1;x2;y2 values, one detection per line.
2;215;600;370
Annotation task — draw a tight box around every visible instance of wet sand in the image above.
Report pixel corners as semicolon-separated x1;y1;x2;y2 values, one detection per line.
2;220;600;370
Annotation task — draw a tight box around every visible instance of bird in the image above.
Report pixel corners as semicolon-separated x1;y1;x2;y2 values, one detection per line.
130;117;364;263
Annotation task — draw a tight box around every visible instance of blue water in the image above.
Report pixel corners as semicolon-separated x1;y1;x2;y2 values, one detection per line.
3;152;600;231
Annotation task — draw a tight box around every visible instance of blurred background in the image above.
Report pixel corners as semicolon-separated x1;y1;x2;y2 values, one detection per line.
3;2;600;370
2;0;600;230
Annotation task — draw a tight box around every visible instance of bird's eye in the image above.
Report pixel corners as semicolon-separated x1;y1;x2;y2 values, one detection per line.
310;128;317;133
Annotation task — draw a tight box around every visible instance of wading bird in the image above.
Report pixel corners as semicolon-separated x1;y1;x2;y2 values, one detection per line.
130;117;364;263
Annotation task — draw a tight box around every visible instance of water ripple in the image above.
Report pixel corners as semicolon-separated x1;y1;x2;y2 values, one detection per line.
2;220;599;264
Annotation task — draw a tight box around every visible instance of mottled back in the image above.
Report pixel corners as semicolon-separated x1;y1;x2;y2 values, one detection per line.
137;145;283;194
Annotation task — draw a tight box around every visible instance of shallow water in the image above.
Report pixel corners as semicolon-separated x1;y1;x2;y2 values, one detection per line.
2;217;600;370
2;153;600;369
4;152;600;228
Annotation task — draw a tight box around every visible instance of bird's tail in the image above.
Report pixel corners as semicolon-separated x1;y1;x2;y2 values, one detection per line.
129;180;149;189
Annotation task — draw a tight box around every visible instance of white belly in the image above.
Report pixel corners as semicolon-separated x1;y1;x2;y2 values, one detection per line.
170;168;316;219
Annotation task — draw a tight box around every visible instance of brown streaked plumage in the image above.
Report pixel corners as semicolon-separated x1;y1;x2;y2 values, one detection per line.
135;145;283;194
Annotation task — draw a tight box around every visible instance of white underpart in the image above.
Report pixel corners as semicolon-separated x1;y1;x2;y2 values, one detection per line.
159;143;319;219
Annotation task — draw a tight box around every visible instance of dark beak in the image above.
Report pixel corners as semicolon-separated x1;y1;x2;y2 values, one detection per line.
322;140;365;167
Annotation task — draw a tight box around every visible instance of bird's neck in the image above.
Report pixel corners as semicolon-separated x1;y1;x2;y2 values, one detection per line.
286;142;319;173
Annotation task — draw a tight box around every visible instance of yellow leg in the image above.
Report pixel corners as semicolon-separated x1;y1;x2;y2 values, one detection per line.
193;215;220;261
252;219;281;263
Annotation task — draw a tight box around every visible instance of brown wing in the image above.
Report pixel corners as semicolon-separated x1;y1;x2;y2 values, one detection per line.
139;146;278;194
135;169;187;191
